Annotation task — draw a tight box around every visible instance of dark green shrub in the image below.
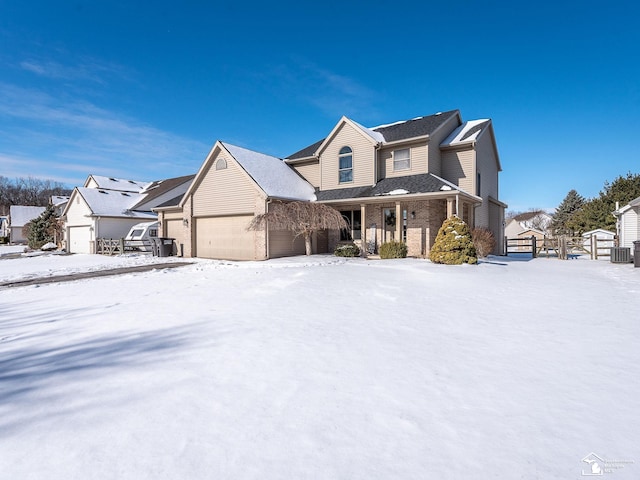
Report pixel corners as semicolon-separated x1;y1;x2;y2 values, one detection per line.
379;241;408;259
429;216;477;265
0;236;8;244
334;243;360;257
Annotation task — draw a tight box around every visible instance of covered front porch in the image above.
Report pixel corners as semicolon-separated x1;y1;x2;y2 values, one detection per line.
324;193;478;257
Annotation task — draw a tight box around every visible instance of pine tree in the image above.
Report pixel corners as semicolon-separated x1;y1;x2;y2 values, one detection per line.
429;216;477;265
25;204;60;249
565;173;640;234
551;189;585;235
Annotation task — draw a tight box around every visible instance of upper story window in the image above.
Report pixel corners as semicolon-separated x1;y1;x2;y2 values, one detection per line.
393;148;410;171
216;158;227;170
476;172;481;196
338;146;353;183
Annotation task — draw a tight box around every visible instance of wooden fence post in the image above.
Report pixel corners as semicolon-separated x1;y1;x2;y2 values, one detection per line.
531;236;537;258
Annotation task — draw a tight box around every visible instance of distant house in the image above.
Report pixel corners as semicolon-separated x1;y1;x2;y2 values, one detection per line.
613;197;640;249
8;206;46;244
505;211;552;237
62;174;194;254
582;229;616;258
50;195;70;216
158;109;506;260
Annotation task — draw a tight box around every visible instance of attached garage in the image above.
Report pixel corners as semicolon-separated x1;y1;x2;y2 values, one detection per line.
268;229;305;258
68;226;93;254
195;215;257;260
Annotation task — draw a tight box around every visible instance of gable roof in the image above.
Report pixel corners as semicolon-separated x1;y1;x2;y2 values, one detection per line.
315;173;476;202
222;143;316;201
84;175;151;193
73;188;156;219
286;110;461;161
132;174;195;210
441;119;490;147
9;206;46;227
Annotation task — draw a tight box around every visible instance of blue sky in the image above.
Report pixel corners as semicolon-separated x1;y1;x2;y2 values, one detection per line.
1;1;638;212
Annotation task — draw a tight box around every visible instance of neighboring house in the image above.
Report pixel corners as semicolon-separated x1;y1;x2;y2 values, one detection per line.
505;211;552;238
613;197;640;249
50;195;70;216
159;109;506;260
582;229;616;257
63;175;195;254
8;206;46;244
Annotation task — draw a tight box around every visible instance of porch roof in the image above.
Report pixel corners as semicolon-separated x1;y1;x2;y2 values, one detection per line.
314;173;473;202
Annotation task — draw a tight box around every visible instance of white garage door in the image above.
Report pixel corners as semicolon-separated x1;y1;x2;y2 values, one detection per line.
195;216;256;260
68;226;92;254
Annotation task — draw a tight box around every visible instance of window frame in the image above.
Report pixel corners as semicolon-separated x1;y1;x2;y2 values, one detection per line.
338;146;353;183
215;158;228;170
393;148;411;171
340;210;362;241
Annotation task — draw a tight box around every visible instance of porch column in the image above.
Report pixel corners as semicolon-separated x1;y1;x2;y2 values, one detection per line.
395;201;401;241
360;203;366;256
446;197;455;218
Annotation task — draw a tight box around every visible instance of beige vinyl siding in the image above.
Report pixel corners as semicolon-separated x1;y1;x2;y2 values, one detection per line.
320;123;375;190
428;114;461;176
378;142;428;178
268;229;305;258
475;132;501;229
292;160;320;188
195;215;258;260
193;151;260;217
441;148;475;194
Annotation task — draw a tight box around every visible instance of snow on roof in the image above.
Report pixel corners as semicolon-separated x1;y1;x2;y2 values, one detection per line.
9;206;46;227
222;143;316;201
87;175;151;193
77;188;156;219
441;119;489;146
351;119;385;143
51;196;70;207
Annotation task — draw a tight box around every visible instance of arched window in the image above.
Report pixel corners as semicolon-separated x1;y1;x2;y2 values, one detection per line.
216;158;227;170
338;146;353;183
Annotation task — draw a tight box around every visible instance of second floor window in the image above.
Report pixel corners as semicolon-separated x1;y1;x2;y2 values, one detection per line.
339;146;353;183
393;148;410;171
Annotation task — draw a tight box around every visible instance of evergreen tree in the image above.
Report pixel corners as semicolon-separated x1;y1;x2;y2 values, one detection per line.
551;189;585;235
429;216;477;265
25;204;60;249
566;173;640;234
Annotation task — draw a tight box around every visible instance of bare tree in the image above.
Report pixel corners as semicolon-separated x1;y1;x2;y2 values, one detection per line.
248;201;347;255
0;176;71;214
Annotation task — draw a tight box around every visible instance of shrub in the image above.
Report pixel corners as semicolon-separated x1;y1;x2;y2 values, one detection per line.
471;227;496;258
0;236;8;244
379;241;408;259
429;216;477;265
334;243;360;257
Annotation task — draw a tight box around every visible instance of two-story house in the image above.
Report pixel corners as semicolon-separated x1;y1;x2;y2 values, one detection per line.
158;110;505;260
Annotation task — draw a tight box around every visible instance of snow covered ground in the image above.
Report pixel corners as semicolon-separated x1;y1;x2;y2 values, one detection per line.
1;249;638;479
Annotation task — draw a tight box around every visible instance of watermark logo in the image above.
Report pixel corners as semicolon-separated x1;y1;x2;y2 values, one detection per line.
581;452;634;476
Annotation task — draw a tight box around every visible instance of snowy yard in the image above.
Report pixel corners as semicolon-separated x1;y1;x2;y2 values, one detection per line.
1;249;638;479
